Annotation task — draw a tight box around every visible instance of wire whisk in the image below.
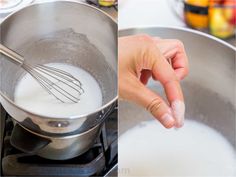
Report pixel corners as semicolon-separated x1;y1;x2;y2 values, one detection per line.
0;44;84;103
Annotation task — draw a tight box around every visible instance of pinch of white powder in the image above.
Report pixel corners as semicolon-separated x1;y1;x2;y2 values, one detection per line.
171;100;185;127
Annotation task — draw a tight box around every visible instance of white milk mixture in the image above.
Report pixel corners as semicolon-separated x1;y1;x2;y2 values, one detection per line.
14;63;102;117
119;120;236;176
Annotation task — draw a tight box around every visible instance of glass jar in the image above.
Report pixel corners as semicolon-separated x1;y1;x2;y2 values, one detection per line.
209;1;235;39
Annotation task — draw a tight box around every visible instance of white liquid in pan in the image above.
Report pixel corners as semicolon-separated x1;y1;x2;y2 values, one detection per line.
119;120;236;176
14;63;102;117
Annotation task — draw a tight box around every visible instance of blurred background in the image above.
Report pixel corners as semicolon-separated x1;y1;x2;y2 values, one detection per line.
119;0;236;46
0;0;117;20
1;0;234;45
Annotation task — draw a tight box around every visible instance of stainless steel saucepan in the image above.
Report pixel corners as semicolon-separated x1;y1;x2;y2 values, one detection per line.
0;1;117;160
119;27;236;149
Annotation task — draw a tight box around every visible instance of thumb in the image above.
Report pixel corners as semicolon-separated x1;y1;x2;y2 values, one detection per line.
127;78;176;129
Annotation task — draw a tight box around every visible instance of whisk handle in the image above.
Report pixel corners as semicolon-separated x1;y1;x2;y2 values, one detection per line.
0;43;24;65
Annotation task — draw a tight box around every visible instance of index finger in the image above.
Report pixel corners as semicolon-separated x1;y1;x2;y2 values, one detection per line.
150;48;185;127
153;38;189;80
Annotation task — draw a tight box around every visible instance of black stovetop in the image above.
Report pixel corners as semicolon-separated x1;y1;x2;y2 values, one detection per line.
0;105;117;177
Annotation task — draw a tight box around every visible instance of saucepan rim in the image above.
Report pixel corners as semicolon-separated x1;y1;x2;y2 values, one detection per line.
0;0;118;120
119;26;236;51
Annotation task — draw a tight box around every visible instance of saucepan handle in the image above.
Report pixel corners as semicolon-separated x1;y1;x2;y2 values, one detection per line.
10;124;51;154
97;102;117;124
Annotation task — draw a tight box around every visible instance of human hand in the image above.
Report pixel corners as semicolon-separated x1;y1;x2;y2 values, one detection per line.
118;34;189;128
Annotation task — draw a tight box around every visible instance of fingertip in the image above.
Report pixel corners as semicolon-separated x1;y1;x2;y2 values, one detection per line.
165;123;175;129
159;113;175;129
175;121;184;128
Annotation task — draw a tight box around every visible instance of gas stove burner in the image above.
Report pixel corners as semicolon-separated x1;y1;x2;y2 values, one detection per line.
0;0;32;14
0;105;118;176
2;142;106;176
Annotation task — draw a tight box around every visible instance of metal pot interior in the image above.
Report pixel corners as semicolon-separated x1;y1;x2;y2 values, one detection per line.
0;1;117;114
119;27;236;148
